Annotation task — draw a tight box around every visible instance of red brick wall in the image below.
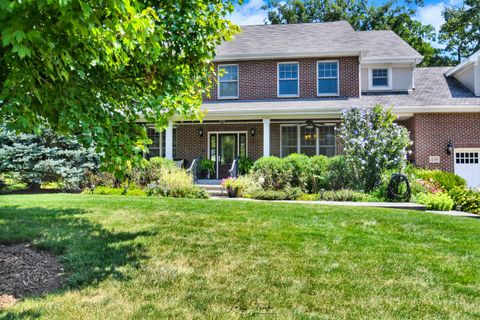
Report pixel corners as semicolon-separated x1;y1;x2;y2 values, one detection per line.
412;113;480;172
205;57;359;101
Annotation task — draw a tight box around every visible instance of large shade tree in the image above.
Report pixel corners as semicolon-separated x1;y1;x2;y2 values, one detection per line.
262;0;449;66
0;0;239;176
439;0;480;63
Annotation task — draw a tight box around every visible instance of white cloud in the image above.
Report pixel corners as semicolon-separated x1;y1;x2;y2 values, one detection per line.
416;3;446;32
228;0;268;26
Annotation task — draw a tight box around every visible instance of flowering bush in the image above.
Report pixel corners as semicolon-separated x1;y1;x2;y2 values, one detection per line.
221;177;237;190
338;105;411;191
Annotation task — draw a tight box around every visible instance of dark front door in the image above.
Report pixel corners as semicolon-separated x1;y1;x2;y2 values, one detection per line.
218;134;237;179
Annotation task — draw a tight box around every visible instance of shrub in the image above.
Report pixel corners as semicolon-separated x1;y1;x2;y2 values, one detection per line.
128;157;176;187
147;166;209;199
283;154;312;191
284;186;303;200
251;156;290;190
338;105;411;191
124;187;147;197
448;187;480;214
297;193;320;201
321;190;375;202
413;169;466;192
235;175;262;198
238;156;254;175
416;193;454;211
251;190;288;200
326;156;353;190
85;171;118;188
92;186;124;196
309;155;330;192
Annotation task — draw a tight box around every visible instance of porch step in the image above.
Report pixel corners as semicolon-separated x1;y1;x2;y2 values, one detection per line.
197;184;226;197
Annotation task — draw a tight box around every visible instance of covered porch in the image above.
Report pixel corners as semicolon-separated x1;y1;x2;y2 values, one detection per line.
158;118;341;180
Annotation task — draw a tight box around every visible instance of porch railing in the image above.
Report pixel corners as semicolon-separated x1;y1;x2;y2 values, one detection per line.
228;156;240;178
187;157;201;183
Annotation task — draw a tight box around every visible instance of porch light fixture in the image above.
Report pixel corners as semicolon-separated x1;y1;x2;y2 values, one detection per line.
446;141;454;155
198;127;204;137
250;128;256;136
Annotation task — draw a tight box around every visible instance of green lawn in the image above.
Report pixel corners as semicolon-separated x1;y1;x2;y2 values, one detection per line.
0;194;479;319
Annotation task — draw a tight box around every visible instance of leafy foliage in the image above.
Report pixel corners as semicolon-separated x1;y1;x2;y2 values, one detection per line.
413;169;466;192
0;0;239;175
238;156;254;175
0;128;100;190
262;0;448;66
448;187;480;214
338;105;411;191
320;189;377;202
439;0;480;63
415;192;454;211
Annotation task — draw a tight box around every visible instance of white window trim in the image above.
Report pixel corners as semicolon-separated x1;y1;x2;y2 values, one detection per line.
217;64;239;99
316;60;340;97
146;126;177;158
368;67;392;90
277;62;300;98
280;124;336;157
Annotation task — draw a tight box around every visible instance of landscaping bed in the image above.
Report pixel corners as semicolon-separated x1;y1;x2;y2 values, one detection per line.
0;244;63;309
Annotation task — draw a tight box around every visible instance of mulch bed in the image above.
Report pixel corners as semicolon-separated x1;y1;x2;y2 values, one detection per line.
0;244;64;309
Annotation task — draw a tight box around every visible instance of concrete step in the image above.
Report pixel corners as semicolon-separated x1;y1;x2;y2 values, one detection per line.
197;184;226;197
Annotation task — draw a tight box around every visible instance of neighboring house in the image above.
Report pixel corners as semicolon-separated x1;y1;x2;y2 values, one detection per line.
146;21;480;187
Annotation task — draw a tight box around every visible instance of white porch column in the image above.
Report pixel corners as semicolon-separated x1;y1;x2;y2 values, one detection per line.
263;118;270;157
165;121;173;160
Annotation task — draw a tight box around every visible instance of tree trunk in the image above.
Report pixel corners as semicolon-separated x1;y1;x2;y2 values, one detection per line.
28;182;41;192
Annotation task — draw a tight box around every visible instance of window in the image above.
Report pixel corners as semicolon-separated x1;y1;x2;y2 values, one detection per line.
281;126;298;156
146;127;177;159
300;126;316;156
456;152;479;164
317;61;339;96
278;63;299;97
218;65;238;99
281;125;336;157
372;68;389;87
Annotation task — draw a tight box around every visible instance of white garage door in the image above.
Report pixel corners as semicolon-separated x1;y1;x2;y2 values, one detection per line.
454;149;480;188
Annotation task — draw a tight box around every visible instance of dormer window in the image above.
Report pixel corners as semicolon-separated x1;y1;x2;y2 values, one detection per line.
277;62;299;97
369;68;392;90
317;61;339;96
218;65;239;99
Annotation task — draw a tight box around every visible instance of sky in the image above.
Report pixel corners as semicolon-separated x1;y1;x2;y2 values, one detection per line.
228;0;463;35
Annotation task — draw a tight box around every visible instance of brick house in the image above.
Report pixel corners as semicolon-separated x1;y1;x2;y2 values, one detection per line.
147;21;480;187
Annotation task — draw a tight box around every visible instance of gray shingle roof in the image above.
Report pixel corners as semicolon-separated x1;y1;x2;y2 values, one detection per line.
214;21;422;61
201;68;480;118
356;30;423;60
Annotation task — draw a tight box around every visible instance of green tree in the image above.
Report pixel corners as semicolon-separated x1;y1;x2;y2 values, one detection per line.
439;0;480;63
338;105;411;191
0;128;100;190
0;0;238;176
263;0;447;66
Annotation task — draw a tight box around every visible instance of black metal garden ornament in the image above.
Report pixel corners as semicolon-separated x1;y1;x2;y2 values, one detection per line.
387;173;411;202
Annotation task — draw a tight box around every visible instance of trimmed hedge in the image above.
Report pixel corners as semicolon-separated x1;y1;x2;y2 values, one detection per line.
413;169;466;192
251;155;353;193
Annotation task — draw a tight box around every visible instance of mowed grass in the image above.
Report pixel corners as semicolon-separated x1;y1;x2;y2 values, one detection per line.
0;194;479;319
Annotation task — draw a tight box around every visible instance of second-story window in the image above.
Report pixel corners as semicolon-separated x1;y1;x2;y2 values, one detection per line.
317;61;339;96
372;68;389;87
218;65;239;99
278;62;299;97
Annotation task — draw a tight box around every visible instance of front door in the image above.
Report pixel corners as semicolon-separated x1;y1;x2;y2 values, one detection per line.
218;134;237;179
209;132;247;179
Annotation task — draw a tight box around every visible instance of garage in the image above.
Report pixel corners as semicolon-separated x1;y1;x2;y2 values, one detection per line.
454;149;480;188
